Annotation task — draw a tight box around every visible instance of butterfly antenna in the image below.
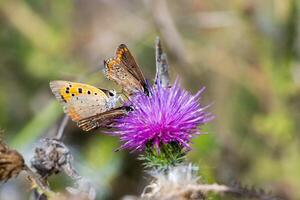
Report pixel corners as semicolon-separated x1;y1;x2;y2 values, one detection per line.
143;80;152;96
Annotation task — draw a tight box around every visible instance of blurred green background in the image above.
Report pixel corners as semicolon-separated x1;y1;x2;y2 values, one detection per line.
0;0;299;199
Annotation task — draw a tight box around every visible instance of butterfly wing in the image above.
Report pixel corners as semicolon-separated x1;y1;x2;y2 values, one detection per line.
49;81;110;122
104;44;148;95
104;59;144;95
77;106;131;131
116;44;146;85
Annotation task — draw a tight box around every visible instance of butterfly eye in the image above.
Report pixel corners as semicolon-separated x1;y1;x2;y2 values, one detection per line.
126;106;134;112
108;91;115;97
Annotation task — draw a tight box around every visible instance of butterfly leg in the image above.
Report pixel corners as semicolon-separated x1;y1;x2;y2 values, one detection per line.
117;95;125;104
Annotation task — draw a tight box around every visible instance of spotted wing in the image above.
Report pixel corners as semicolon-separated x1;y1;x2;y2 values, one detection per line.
49;81;110;122
115;44;146;86
104;59;144;95
77;106;132;131
104;44;148;95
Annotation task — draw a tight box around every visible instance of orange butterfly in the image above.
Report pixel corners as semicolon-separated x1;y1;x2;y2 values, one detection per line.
50;81;130;131
104;44;149;95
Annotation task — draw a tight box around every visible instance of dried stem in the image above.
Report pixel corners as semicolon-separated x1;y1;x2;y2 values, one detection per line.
55;115;69;140
149;0;188;64
23;165;50;192
168;183;279;200
123;183;280;200
155;37;170;88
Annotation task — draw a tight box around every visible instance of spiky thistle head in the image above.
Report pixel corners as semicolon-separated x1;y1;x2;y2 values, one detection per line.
112;80;213;152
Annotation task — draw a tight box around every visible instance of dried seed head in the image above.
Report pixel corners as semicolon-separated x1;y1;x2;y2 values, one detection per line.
31;138;80;180
142;164;200;199
0;137;25;182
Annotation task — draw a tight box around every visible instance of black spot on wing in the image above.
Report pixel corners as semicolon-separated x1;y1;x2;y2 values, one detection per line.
61;95;67;103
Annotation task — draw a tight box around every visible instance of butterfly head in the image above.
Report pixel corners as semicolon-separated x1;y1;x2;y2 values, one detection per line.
104;58;117;70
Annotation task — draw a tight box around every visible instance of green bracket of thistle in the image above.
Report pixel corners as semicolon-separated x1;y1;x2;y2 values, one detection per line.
139;142;186;171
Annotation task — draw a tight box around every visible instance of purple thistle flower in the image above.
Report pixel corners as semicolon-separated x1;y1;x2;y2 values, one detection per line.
112;80;213;151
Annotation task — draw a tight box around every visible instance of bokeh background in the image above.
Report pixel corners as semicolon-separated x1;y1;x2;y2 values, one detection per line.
0;0;299;199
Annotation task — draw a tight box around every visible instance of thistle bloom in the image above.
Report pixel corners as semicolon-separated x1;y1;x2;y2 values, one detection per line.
112;80;213;151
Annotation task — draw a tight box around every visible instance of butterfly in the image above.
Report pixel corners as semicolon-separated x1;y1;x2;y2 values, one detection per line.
50;80;130;131
104;44;149;96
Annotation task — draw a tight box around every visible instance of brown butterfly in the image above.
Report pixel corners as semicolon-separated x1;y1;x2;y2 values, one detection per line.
104;44;149;95
50;81;130;131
